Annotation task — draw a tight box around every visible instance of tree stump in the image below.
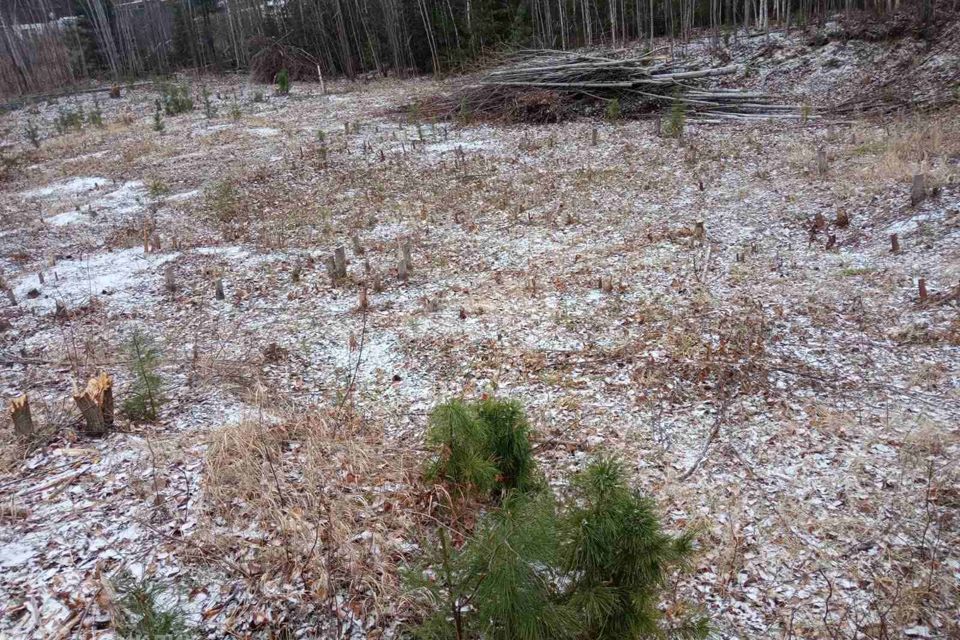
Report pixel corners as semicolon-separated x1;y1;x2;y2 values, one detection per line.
911;174;927;207
10;395;33;438
591;128;598;146
918;277;928;302
890;234;901;254
825;234;836;250
358;286;369;311
73;373;114;435
164;265;176;292
401;240;413;273
351;234;364;256
333;247;348;279
835;210;850;228
325;256;337;283
214;278;225;300
816;147;828;176
693;221;706;241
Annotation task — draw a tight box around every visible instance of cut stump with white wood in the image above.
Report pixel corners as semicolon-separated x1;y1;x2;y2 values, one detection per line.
10;395;34;438
73;373;114;436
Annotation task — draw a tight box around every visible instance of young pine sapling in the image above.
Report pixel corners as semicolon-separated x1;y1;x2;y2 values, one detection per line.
276;68;291;96
123;329;164;421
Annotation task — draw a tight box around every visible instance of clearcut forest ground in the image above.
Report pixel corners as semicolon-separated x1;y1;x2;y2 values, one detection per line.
0;21;958;640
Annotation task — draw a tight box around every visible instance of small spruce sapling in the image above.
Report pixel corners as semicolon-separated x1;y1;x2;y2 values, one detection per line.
123;329;164;421
276;69;291;96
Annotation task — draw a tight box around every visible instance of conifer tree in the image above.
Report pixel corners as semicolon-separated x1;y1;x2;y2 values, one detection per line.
122;329;164;421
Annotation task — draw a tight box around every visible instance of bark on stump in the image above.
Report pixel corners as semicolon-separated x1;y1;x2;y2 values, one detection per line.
325;256;338;283
333;247;348;279
911;174;926;207
73;373;114;436
10;395;33;438
401;240;413;273
164;266;176;293
816;148;828;176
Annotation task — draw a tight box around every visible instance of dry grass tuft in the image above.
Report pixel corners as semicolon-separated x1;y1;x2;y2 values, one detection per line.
852;108;960;185
198;408;430;630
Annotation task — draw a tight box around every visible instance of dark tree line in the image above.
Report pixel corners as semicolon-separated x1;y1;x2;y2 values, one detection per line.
0;0;948;97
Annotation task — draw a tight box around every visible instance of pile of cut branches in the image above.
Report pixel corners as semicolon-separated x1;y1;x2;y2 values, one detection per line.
412;48;799;123
248;36;320;83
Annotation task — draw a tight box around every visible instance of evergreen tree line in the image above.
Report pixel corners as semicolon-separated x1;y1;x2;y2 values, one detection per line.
0;0;944;97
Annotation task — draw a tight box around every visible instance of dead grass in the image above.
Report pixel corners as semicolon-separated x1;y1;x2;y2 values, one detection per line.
851;108;960;186
198;405;429;630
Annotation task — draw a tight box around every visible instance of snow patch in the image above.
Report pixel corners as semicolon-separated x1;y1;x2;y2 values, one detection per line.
23;176;109;199
14;247;177;312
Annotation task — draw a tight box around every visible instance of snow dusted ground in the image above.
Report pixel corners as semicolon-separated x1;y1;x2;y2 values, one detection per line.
0;31;958;640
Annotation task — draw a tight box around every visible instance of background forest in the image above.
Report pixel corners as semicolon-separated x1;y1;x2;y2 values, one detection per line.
0;0;946;97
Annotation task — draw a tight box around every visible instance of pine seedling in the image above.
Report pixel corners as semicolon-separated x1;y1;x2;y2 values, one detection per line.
559;457;707;640
664;99;687;138
276;68;290;96
475;397;539;493
425;397;540;498
123;329;164;421
408;449;706;640
425;399;499;495
408;492;577;640
88;99;104;127
202;85;217;119
153;99;164;132
605;97;622;121
112;571;194;639
24;120;40;148
160;82;194;115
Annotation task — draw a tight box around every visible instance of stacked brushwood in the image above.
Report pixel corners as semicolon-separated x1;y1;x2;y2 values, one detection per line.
248;36;320;83
414;48;800;123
